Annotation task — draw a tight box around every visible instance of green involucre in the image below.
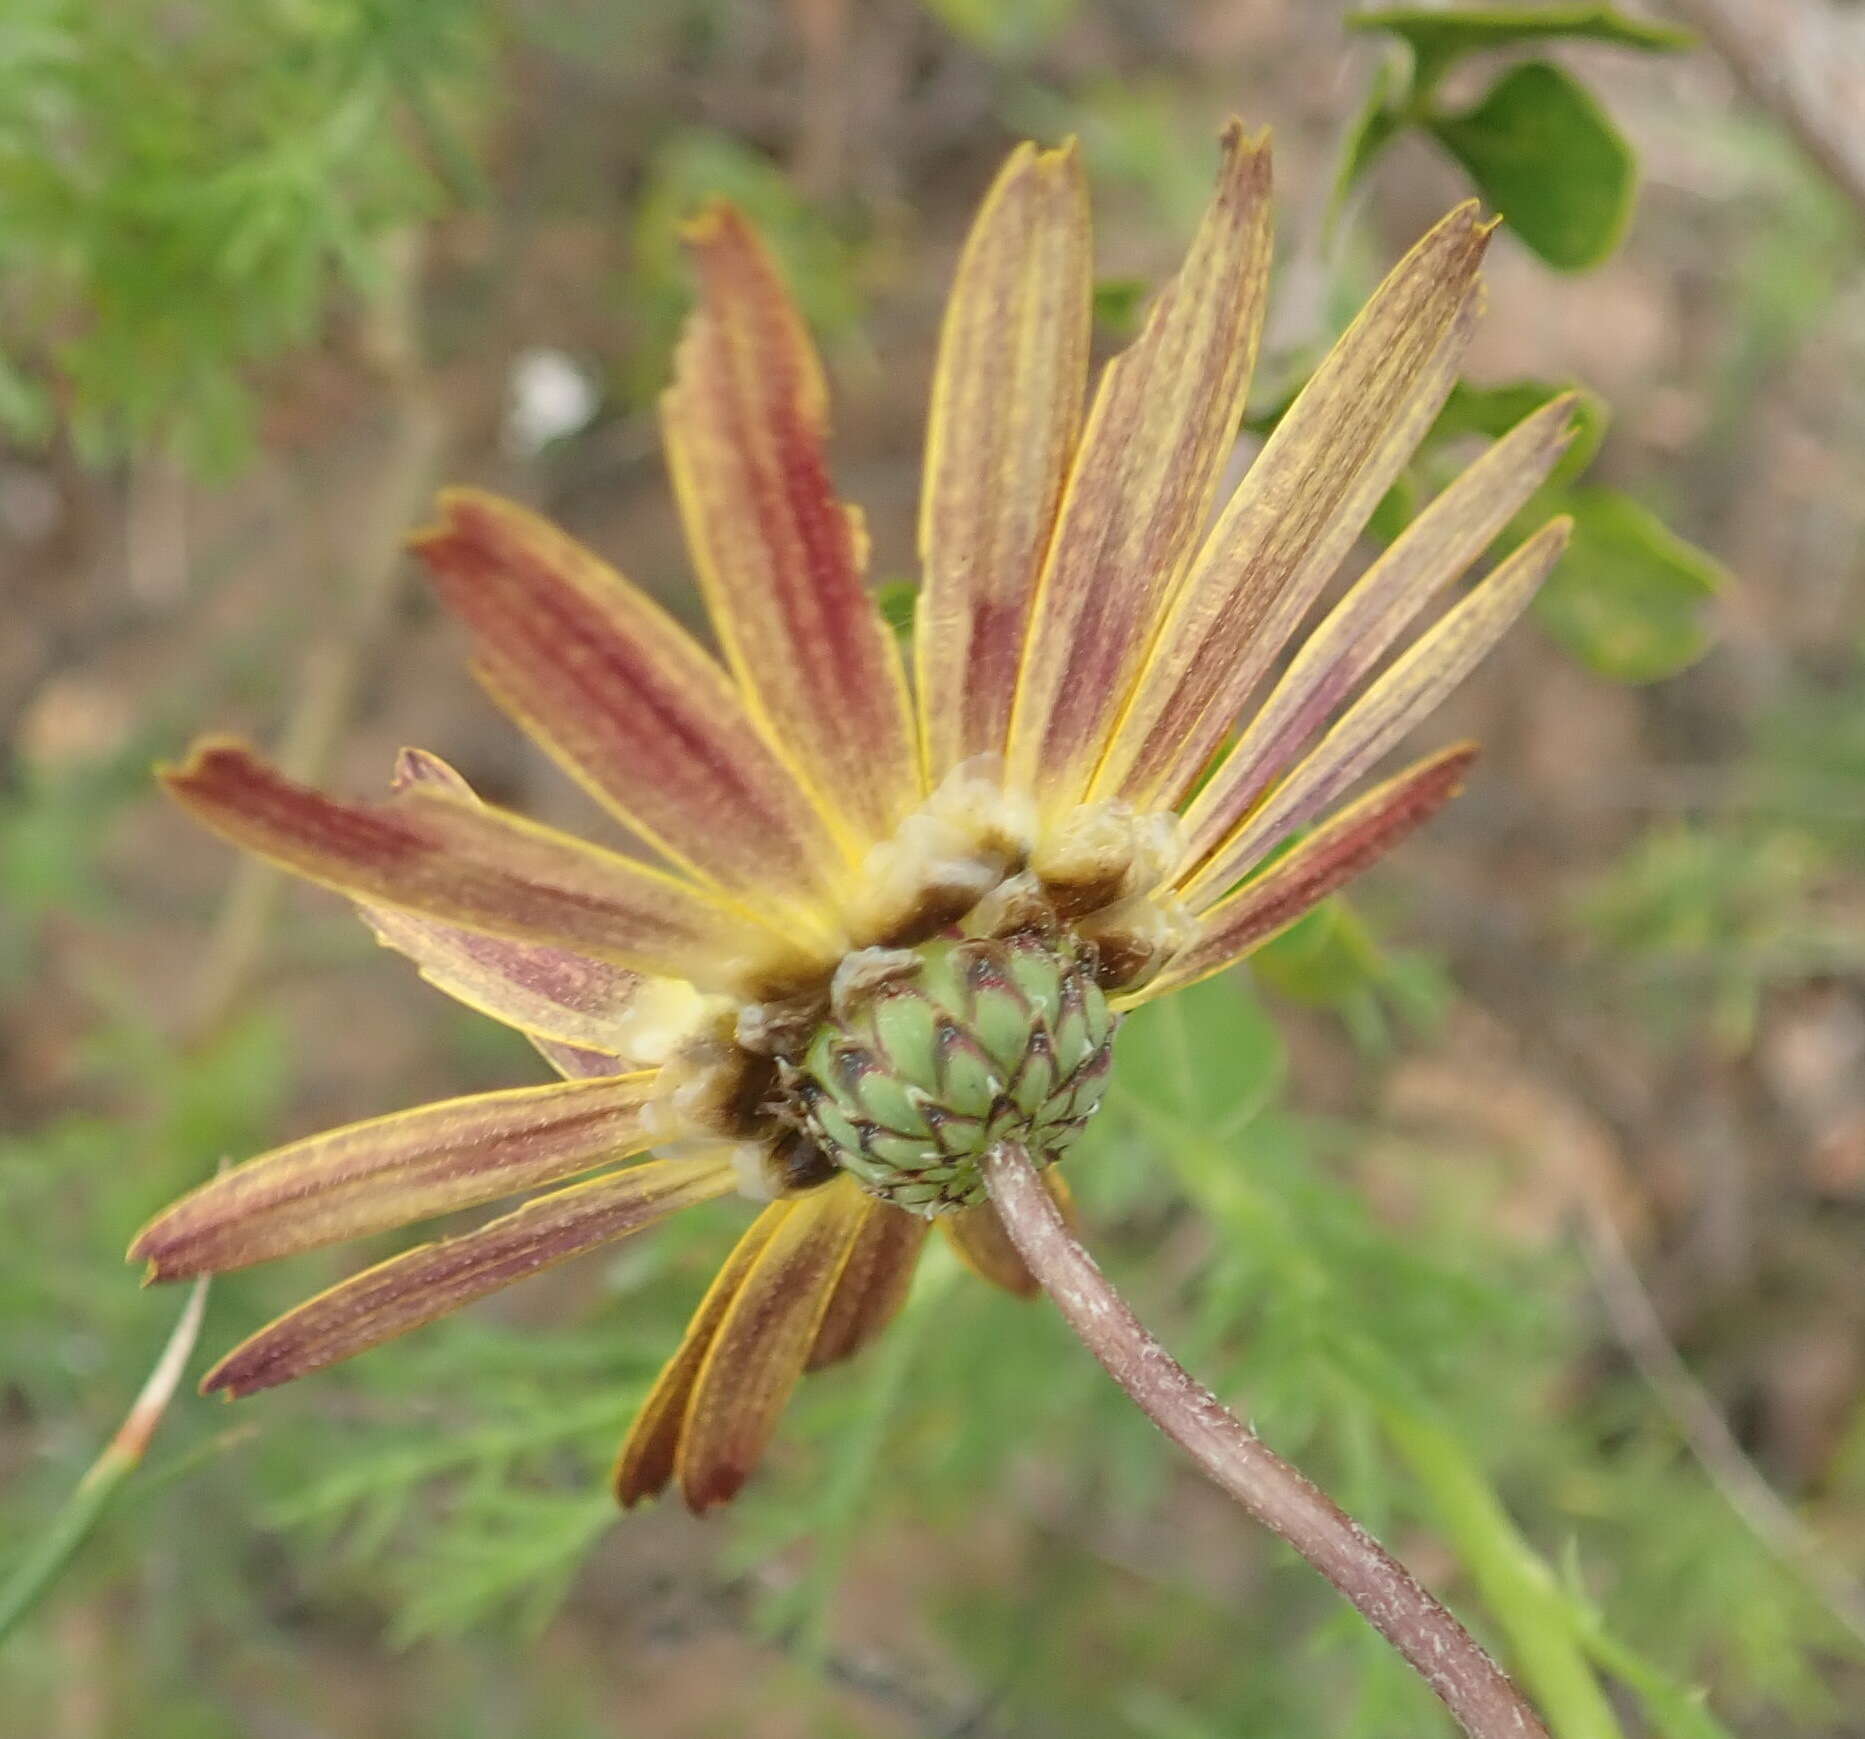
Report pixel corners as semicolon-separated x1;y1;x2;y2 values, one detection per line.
797;934;1114;1214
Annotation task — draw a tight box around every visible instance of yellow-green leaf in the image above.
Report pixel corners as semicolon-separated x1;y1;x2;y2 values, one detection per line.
1428;62;1635;271
1536;486;1727;682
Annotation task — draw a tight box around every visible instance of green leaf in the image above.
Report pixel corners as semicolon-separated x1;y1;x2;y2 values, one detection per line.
1429;61;1636;270
1536;486;1727;682
1091;275;1148;343
1109;973;1285;1140
873;576;919;641
1350;4;1691;89
1432;377;1608;484
1249;899;1386;1008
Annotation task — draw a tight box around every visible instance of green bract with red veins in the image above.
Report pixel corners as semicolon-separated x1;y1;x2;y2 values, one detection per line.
132;119;1576;1515
797;934;1114;1214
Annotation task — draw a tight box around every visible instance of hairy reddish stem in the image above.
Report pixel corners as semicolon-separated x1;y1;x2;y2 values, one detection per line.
981;1141;1551;1739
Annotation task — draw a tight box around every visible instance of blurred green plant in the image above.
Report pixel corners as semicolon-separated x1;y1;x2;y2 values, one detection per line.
1570;648;1865;1053
1341;5;1691;270
0;0;487;472
920;0;1080;63
618;128;867;406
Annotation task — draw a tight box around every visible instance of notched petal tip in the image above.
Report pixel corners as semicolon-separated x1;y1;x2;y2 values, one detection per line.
389;745;469;796
1416;199;1495;270
402;485;503;553
129;1229;194;1285
677;197;745;252
158;733;249;794
1215;113;1273;170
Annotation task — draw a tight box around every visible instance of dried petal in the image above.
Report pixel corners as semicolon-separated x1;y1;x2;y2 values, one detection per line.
807;1193;929;1370
918;141;1091;780
614;1200;785;1508
163;740;816;993
1146;745;1478;997
134;1073;658;1279
354;748;680;1055
664;204;918;854
1005;122;1273;815
675;1178;869;1510
1179;395;1575;866
202;1156;735;1397
413;491;844;921
1095;207;1491;811
1179;516;1569;907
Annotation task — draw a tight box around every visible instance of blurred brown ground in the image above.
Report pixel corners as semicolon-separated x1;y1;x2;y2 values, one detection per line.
4;2;1863;1734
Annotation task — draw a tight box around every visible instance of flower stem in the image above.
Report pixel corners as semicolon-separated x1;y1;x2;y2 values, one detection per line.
981;1141;1551;1739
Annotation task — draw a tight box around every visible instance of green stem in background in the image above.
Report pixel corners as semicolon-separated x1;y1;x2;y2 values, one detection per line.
0;1277;209;1648
982;1141;1553;1739
1377;1404;1629;1739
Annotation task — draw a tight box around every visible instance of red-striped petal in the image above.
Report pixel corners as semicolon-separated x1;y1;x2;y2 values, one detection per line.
1004;122;1273;817
1145;745;1479;997
613;1199;786;1508
807;1194;929;1370
1093;207;1490;813
201;1155;735;1397
664;205;919;855
355;748;689;1056
1177;395;1575;868
133;1073;659;1279
674;1177;868;1511
1178;517;1569;908
163;740;820;994
413;491;844;918
917;141;1092;781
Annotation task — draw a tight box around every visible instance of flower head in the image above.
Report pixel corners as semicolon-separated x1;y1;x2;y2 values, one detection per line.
134;124;1573;1512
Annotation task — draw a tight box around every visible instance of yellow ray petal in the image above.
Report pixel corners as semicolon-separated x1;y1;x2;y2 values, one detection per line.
162;739;824;995
917;140;1092;782
412;491;845;919
1179;394;1577;869
200;1156;735;1397
942;1168;1079;1297
1004;121;1273;816
663;204;919;856
807;1194;929;1370
613;1198;787;1508
1093;206;1492;813
1179;517;1570;910
132;1073;659;1279
1145;745;1479;998
675;1175;869;1511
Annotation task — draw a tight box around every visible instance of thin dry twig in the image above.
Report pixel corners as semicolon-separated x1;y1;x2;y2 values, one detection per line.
981;1140;1552;1739
185;234;446;1041
1577;1172;1865;1649
1669;0;1865;222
